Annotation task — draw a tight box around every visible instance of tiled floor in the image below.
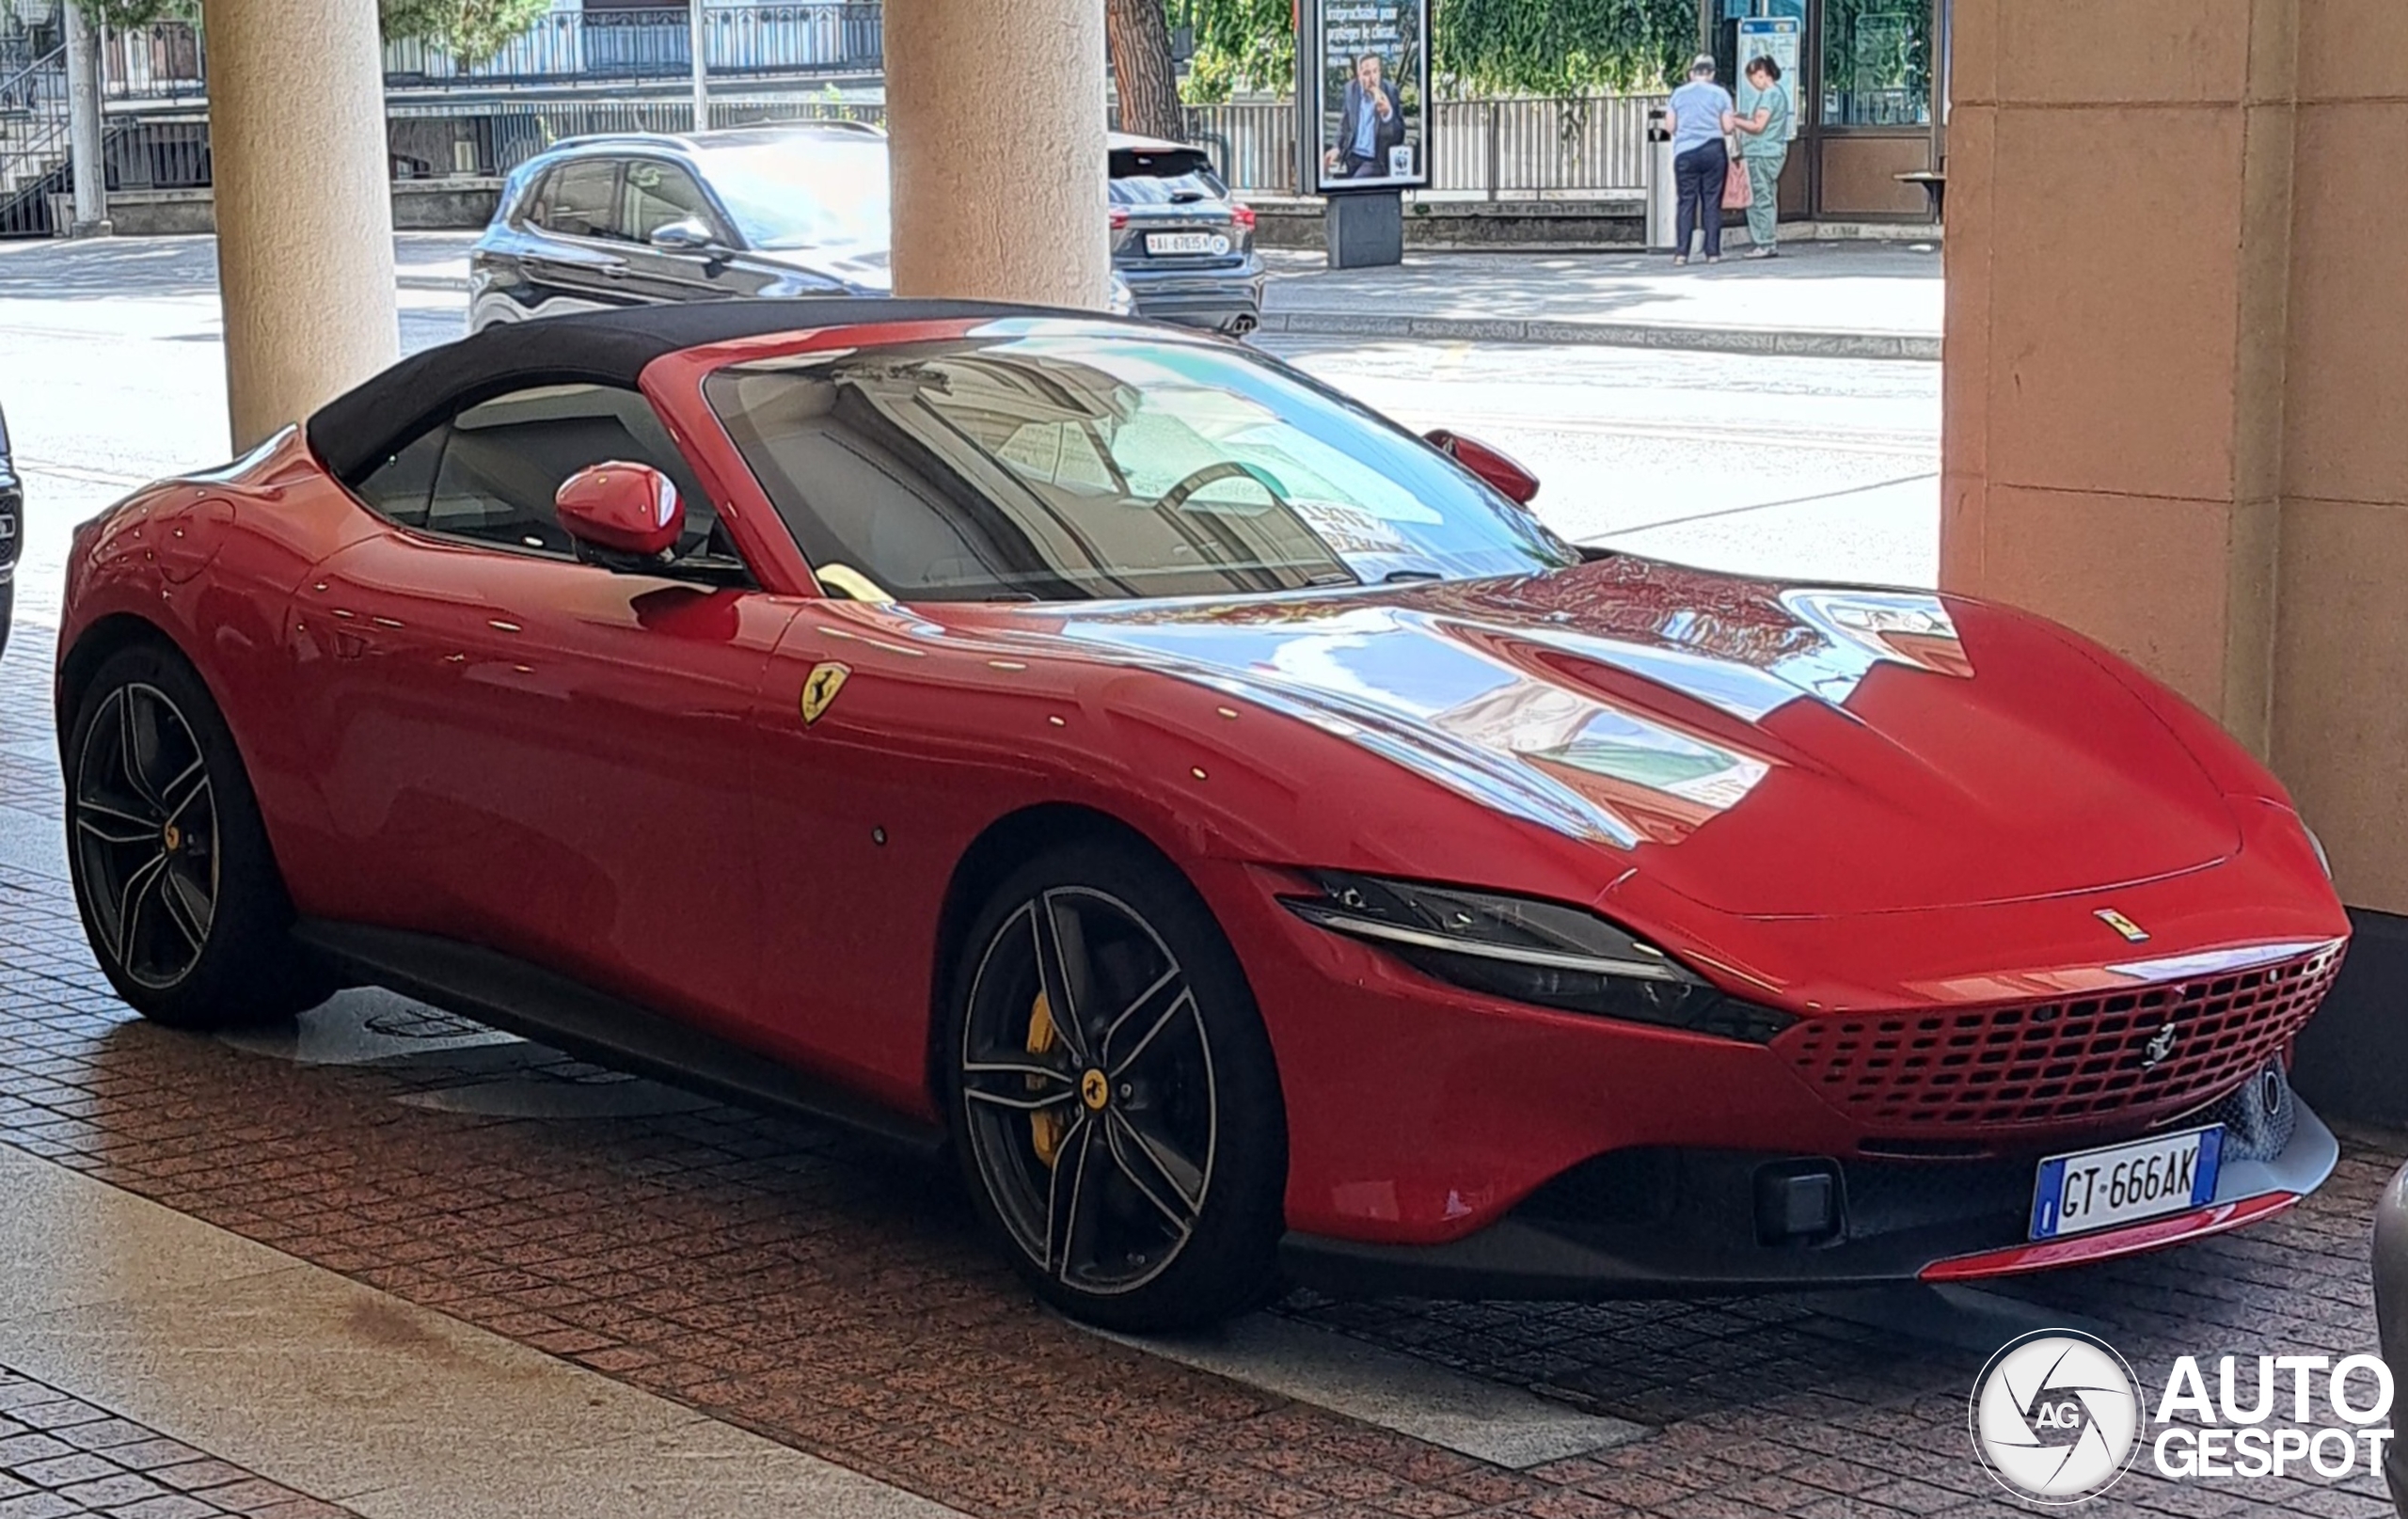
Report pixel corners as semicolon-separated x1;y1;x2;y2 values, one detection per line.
0;1366;349;1519
0;620;2399;1518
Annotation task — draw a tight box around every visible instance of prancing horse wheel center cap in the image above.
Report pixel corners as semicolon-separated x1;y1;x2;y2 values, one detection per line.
161;822;182;853
1079;1068;1110;1112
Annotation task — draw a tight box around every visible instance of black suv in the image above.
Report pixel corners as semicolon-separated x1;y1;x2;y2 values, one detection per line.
469;122;897;330
467;124;1245;333
1108;132;1264;336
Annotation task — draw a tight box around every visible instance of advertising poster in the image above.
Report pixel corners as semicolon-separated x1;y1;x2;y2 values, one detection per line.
1306;0;1431;193
1735;14;1802;141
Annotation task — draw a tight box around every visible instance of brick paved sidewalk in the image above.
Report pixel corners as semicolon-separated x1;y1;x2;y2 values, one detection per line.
0;622;2396;1519
0;1368;349;1519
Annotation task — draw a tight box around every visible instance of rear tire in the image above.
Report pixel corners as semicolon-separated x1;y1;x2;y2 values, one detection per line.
64;641;331;1029
944;840;1287;1332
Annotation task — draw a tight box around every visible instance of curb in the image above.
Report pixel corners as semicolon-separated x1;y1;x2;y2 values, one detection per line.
1254;309;1940;361
391;274;1941;362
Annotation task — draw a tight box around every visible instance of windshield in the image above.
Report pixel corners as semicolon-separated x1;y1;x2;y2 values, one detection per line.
705;322;1577;603
1108;148;1228;205
696;139;891;251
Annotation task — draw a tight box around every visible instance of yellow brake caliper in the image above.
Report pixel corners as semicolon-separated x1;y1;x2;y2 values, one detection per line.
1027;989;1067;1168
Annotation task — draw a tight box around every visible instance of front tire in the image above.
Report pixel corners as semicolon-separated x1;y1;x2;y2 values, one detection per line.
64;641;329;1028
945;841;1287;1332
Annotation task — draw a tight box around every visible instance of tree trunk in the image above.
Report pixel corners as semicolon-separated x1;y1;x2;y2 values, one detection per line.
1105;0;1181;143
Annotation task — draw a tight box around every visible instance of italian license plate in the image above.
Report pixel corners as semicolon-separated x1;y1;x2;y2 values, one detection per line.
1146;231;1218;256
2030;1125;2223;1241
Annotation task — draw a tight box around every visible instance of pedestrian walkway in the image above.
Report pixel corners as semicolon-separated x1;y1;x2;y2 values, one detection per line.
1259;242;1942;358
1;232;1943;361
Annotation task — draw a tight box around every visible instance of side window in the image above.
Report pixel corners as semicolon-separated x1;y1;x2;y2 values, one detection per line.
352;425;446;529
516;169;552;231
542;159;620;242
622;160;717;244
423;383;719;558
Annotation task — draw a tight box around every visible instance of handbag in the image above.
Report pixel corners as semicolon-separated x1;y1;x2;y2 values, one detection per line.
1721;150;1753;211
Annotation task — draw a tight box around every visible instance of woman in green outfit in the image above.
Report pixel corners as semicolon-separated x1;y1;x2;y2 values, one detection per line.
1732;56;1791;259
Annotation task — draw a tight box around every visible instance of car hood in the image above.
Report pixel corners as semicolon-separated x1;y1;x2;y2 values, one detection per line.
1030;558;2243;917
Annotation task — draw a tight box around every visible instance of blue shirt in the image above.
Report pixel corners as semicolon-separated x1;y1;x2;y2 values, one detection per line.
1351;87;1380;161
1669;80;1734;154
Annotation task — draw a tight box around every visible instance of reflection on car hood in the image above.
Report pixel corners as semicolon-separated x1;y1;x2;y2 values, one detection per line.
756;245;892;291
1038;558;2242;916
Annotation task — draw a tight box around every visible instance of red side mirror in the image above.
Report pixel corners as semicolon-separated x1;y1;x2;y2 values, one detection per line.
1425;429;1540;506
555;461;685;559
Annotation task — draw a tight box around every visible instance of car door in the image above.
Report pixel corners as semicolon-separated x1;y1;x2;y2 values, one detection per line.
288;381;797;1032
614;156;754;304
515;158;638;313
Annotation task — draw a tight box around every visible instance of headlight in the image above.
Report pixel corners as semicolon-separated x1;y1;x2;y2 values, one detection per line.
1282;872;1793;1043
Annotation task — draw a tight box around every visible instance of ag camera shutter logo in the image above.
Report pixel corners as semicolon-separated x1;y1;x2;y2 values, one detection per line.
1969;1330;2143;1503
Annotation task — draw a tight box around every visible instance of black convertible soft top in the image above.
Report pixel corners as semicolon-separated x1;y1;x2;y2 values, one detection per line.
304;297;1055;482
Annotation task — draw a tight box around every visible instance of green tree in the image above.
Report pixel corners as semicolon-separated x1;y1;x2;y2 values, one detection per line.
377;0;554;65
1173;0;1290;103
74;0;556;67
1433;0;1696;95
72;0;196;25
1175;0;1697;101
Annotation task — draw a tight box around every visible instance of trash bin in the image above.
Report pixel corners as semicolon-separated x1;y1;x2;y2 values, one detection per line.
1644;107;1678;253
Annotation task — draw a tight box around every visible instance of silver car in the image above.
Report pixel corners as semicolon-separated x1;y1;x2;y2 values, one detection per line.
2381;1160;2408;1511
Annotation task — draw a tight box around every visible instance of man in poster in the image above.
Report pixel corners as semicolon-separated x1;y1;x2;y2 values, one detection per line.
1324;52;1406;180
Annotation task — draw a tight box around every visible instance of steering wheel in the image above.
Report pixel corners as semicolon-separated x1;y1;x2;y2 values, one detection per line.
1147;460;1290;515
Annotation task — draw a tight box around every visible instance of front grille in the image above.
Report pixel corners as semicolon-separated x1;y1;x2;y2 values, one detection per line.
1777;945;2343;1133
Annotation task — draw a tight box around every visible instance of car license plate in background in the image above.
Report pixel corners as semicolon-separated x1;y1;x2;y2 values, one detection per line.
2031;1125;2222;1240
1146;232;1216;256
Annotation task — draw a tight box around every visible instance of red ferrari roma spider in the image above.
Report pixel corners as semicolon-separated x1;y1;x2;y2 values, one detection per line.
56;301;2350;1330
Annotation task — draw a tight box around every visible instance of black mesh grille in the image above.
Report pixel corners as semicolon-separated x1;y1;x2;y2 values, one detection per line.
1777;945;2342;1133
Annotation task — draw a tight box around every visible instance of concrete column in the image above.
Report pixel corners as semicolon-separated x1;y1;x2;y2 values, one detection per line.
882;0;1109;309
2268;0;2408;910
202;0;398;452
1941;0;2296;751
61;0;109;237
1943;0;2408;916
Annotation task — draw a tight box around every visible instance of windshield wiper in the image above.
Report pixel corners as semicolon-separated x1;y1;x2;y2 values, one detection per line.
1381;569;1444;583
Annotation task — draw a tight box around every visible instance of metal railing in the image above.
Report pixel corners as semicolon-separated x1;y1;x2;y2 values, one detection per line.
100;4;883;99
8;82;1661;239
1180;94;1662;198
0;43;67;237
386;94;885;178
103;20;202;102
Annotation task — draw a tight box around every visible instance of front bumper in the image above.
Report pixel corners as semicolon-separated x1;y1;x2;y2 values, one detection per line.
1281;1070;2337;1299
1119;261;1265;331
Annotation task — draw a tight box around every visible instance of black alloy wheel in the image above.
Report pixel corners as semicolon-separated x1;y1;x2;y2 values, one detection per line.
949;843;1285;1331
64;641;331;1028
72;681;218;990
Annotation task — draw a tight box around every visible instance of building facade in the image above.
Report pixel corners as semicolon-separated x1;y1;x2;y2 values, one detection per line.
1707;0;1949;222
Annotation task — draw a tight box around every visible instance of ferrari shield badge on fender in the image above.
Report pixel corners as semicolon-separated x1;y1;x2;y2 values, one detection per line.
800;662;851;726
2095;908;2149;943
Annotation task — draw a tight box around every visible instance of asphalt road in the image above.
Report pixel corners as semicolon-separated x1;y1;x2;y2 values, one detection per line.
0;234;1938;631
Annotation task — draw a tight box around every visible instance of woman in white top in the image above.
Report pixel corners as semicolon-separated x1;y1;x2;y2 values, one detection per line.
1666;54;1736;265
